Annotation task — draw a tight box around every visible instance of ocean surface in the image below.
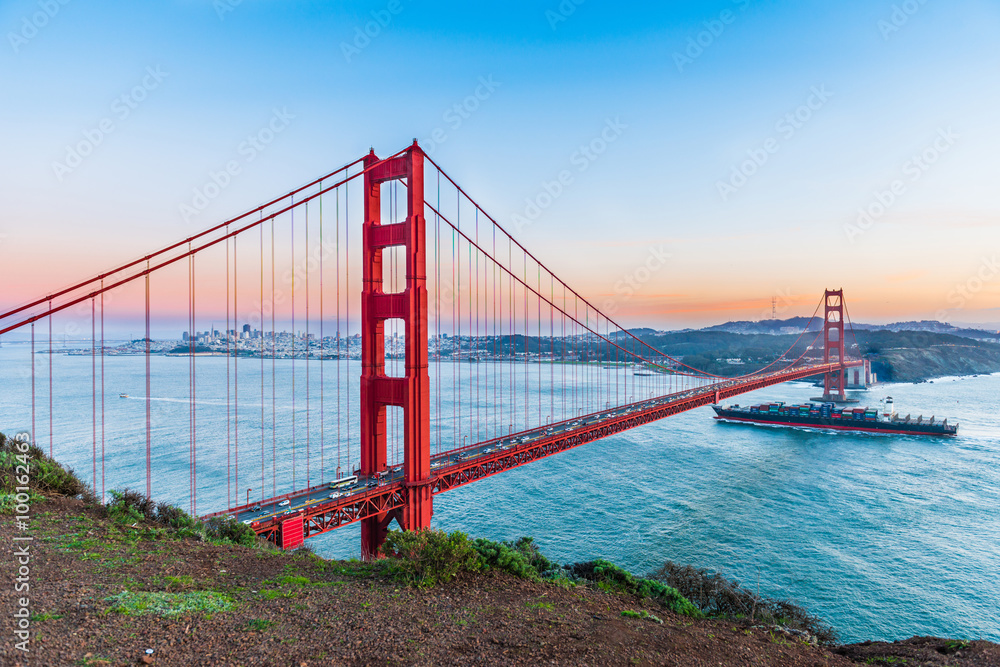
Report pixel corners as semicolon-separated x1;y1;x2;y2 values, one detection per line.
1;343;997;643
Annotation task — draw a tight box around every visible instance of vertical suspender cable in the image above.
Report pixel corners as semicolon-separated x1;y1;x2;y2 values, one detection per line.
188;252;193;513
260;212;265;503
468;207;474;442
48;302;53;457
191;250;197;515
436;170;441;453
100;285;105;502
523;250;528;430
475;208;481;442
271;217;277;498
234;236;239;504
305;201;311;489
31;323;35;447
336;185;342;476
290;198;296;488
319;184;325;484
226;234;231;507
91;299;95;488
145;267;151;500
454;191;460;449
345;174;351;475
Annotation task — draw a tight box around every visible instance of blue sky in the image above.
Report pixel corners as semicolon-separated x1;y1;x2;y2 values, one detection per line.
2;0;998;328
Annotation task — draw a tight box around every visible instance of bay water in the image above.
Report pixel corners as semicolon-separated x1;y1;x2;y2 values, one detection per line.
1;343;997;643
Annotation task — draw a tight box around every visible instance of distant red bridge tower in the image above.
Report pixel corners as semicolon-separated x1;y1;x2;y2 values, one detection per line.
820;288;848;402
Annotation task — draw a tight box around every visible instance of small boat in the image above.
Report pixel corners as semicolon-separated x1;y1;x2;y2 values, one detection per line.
119;393;129;399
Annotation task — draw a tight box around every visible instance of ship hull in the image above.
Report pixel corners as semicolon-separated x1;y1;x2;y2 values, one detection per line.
712;407;957;437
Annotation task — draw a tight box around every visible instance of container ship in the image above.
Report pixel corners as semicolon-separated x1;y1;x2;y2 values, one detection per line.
712;397;958;436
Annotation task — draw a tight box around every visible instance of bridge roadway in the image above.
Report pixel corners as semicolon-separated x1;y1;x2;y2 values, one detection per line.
202;362;854;545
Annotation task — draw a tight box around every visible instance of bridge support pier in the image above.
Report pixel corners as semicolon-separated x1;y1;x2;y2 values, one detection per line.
360;142;432;559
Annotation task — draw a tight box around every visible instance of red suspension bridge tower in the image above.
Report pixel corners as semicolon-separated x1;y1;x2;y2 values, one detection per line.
820;288;847;402
360;142;432;556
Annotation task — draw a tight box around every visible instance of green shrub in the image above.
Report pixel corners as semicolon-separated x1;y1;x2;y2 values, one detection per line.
203;516;258;547
155;501;197;529
469;535;561;581
379;528;482;587
0;432;97;502
570;560;702;618
472;538;539;580
651;561;837;644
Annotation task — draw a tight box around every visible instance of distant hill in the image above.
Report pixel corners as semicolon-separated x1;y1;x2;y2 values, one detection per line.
697;318;1000;341
700;317;821;335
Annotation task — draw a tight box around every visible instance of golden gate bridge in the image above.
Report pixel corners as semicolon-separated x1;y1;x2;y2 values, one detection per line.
0;141;862;555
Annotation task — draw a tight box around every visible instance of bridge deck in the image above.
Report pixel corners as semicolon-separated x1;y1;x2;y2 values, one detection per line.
202;362;854;545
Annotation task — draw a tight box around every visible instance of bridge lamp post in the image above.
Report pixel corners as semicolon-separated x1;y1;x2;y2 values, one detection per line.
463;435;468;448
247;488;251;506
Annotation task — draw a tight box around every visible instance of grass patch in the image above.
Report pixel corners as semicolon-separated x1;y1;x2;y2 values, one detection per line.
164;575;195;591
30;612;63;622
104;590;235;617
622;609;664;624
261;589;296;600
244;619;277;632
941;639;970;654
